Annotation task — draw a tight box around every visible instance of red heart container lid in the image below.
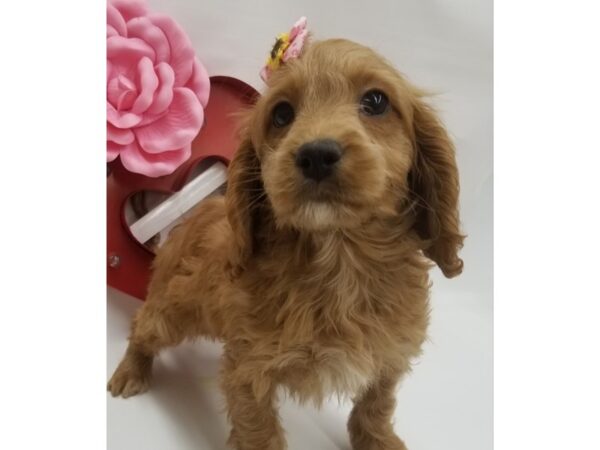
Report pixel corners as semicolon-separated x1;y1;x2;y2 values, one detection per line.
107;76;259;300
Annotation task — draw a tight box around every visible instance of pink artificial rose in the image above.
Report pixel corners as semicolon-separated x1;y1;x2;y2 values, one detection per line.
107;0;210;177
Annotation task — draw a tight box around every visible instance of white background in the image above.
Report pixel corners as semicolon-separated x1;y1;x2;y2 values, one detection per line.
108;1;493;449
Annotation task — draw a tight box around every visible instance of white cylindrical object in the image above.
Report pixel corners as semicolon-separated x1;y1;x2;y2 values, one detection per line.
129;162;228;244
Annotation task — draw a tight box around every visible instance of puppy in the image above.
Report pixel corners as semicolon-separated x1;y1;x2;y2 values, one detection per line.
108;38;464;450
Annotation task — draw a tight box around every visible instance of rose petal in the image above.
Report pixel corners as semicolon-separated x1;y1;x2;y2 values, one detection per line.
131;57;159;114
148;14;195;86
107;35;155;61
137;109;168;127
107;61;121;85
118;74;136;91
146;62;175;115
127;17;171;63
107;25;119;39
119;140;192;177
134;87;202;153
117;90;136;110
109;0;148;22
107;4;127;37
107;141;121;162
107;102;142;128
108;123;135;145
186;58;210;108
107;36;156;79
107;75;136;109
107;79;119;107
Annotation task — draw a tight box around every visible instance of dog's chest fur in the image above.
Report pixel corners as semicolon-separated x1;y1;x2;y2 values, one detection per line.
235;227;431;404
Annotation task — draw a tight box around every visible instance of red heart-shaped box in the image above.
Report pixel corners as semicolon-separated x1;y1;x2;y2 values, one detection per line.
107;76;258;300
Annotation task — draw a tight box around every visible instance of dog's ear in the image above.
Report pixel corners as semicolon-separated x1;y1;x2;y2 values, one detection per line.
225;136;265;279
409;97;465;278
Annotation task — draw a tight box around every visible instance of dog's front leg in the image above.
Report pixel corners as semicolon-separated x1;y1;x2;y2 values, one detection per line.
348;372;407;450
108;293;204;398
222;354;285;450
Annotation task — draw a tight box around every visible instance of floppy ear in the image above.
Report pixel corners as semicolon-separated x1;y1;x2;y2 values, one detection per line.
224;136;265;279
409;97;465;278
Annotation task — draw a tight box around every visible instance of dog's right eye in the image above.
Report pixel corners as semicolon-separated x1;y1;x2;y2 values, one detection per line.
272;102;295;128
360;90;389;116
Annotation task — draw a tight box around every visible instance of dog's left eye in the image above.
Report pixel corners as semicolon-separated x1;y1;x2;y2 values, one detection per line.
272;101;295;128
359;90;389;116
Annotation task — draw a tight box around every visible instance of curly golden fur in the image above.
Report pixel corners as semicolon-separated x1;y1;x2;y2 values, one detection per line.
108;39;464;450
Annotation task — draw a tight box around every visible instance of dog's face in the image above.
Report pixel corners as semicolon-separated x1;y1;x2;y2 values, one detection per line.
227;39;464;277
252;39;415;231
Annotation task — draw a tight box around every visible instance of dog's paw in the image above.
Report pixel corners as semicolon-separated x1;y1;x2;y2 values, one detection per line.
107;361;151;398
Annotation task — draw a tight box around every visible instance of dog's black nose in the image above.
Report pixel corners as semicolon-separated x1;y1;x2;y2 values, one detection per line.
295;139;342;182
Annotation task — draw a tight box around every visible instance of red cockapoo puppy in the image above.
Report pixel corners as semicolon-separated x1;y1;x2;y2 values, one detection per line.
109;38;464;450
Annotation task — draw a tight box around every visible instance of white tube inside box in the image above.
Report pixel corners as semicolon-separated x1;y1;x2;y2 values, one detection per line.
129;162;228;245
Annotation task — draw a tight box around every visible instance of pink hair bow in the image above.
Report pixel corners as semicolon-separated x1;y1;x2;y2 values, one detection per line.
260;17;308;82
